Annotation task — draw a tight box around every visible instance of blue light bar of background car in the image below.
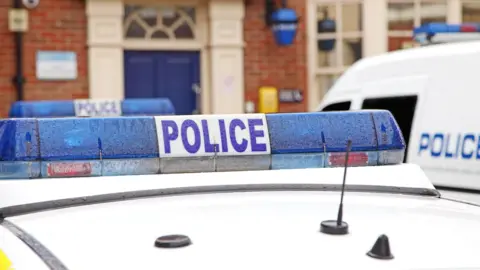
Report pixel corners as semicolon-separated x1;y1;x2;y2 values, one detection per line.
414;23;460;35
413;23;480;45
7;98;175;118
413;23;480;35
0;110;405;179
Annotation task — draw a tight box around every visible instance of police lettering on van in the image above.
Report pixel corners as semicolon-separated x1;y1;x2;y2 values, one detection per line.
155;114;271;157
418;132;480;160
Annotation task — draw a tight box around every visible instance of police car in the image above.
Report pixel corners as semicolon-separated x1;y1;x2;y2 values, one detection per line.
1;111;480;269
317;23;480;192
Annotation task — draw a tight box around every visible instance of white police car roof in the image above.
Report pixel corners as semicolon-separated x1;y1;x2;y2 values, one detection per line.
1;111;479;269
2;164;480;270
352;40;480;71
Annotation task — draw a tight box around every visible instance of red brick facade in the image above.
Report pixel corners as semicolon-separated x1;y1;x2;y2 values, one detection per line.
0;1;307;117
0;0;88;117
244;0;307;113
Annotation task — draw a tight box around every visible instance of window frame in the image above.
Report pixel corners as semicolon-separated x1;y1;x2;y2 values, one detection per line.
312;0;364;112
315;0;364;75
461;0;480;23
123;5;198;40
387;0;449;51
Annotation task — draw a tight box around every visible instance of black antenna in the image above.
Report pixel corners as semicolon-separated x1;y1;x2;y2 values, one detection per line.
213;142;218;172
320;139;352;235
26;132;32;178
321;132;326;168
98;138;103;176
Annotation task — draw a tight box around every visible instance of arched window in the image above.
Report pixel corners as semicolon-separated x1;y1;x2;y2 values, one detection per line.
123;5;196;40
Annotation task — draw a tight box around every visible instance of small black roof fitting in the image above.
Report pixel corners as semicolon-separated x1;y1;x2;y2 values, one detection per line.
367;234;394;260
154;234;192;249
320;220;349;235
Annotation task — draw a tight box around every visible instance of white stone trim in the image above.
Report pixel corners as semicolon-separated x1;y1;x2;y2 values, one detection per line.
306;0;318;112
87;0;244;114
448;0;461;23
122;40;204;50
88;48;124;99
87;0;124;99
207;0;245;114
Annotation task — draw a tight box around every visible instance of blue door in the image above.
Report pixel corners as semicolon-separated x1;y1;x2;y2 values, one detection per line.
124;50;200;115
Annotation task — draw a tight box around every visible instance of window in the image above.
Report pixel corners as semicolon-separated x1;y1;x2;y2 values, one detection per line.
387;0;447;51
321;101;351;112
462;1;480;23
315;1;363;102
361;96;418;162
123;5;196;40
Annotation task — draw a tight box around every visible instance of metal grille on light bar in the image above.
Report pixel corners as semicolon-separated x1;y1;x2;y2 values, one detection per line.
8;98;175;118
0;110;405;179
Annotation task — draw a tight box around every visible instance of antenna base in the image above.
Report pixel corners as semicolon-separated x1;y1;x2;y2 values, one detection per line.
320;220;349;235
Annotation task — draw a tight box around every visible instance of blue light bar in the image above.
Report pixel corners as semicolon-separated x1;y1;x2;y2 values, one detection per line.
413;23;480;45
414;23;480;35
0;110;405;179
8;98;175;118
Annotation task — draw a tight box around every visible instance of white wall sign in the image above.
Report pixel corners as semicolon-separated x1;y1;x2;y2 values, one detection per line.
36;51;77;80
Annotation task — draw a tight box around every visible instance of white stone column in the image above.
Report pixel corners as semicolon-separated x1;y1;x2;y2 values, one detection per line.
363;0;388;57
208;0;245;114
306;0;318;112
448;0;461;24
86;0;124;99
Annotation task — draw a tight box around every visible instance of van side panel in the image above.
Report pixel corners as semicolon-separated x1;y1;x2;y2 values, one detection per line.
407;50;480;190
322;44;480;190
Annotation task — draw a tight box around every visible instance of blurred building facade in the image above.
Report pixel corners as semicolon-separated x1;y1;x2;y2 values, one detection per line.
0;0;479;117
308;0;480;111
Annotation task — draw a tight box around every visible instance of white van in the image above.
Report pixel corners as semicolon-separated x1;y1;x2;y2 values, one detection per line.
317;40;480;191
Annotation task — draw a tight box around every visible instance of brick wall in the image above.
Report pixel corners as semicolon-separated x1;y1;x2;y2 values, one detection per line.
0;0;87;118
388;23;413;51
0;0;307;117
244;0;307;113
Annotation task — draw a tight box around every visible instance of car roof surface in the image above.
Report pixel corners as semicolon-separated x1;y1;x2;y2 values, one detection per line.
2;164;479;270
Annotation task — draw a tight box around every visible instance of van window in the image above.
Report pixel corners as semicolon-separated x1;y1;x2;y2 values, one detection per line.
321;101;351;111
361;96;417;162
